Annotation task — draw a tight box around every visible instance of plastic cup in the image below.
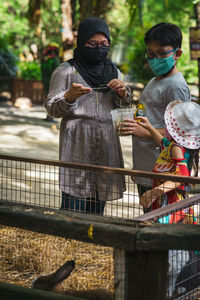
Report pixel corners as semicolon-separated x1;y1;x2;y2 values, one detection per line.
110;108;135;136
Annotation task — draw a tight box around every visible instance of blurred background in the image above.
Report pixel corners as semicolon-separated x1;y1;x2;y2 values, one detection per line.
0;0;199;92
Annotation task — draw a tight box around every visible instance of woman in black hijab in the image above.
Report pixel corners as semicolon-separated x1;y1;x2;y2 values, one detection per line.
44;17;132;214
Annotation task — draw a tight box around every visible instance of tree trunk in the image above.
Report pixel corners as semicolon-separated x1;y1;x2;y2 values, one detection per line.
60;0;75;61
79;0;112;21
28;0;42;37
79;0;93;21
92;0;112;19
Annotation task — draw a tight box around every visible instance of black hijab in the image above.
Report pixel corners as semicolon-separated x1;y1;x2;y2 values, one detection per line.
68;17;118;90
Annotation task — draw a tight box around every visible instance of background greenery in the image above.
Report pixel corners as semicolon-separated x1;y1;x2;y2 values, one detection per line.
0;0;199;84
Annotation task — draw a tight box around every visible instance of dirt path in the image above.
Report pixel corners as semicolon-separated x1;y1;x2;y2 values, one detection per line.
0;100;59;159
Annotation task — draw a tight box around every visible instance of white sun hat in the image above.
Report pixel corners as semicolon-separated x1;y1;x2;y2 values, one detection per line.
164;100;200;150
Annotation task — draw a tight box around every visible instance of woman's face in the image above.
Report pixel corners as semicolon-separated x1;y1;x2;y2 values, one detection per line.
85;33;110;48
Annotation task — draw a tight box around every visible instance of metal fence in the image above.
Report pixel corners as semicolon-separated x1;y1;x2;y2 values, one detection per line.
0;154;200;300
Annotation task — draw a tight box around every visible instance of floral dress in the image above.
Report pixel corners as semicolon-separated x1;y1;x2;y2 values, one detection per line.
152;138;198;298
152;137;196;224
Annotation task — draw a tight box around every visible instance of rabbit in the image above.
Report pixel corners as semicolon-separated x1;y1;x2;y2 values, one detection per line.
32;260;75;292
32;259;114;300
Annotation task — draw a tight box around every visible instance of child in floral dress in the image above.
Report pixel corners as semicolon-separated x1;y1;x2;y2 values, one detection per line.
138;100;200;298
139;100;200;223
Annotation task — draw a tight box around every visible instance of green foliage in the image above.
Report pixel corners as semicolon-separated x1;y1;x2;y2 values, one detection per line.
18;61;41;80
126;28;153;84
0;1;61;57
124;0;198;84
0;1;61;80
0;50;18;77
40;1;62;46
0;0;198;84
0;37;17;77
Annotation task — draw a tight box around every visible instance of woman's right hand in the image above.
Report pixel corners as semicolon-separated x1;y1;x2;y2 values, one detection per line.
64;83;92;102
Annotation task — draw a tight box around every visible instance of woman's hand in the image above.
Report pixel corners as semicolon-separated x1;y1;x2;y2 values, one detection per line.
107;79;127;99
140;188;163;208
64;83;92;102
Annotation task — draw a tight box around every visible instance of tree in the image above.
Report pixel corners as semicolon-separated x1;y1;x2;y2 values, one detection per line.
60;0;74;60
123;0;197;84
28;0;42;37
0;0;198;83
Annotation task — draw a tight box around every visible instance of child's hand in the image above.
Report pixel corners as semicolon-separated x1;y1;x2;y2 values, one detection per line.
135;116;151;130
140;188;163;208
64;83;92;102
107;79;127;99
140;190;153;208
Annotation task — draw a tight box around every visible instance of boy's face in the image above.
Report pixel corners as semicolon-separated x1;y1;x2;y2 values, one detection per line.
146;41;182;61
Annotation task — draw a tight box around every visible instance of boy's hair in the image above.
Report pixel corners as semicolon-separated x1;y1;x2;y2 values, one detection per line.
144;23;182;48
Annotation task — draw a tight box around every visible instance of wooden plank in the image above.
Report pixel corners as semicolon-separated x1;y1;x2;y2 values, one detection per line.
1;154;200;184
0;201;137;251
0;201;200;251
124;250;168;300
113;249;168;300
136;223;200;251
134;193;200;222
0;281;84;300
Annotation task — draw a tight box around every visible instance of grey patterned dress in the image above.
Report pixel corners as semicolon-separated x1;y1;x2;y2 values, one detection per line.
44;62;132;201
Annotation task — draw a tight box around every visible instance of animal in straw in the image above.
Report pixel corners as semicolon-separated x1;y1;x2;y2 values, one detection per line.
32;259;114;300
32;260;75;292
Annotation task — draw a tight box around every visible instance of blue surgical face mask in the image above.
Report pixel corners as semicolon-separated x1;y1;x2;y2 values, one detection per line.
148;49;177;76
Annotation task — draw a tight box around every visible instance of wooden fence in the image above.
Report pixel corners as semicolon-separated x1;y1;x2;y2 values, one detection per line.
0;154;200;299
1;200;200;299
0;77;46;104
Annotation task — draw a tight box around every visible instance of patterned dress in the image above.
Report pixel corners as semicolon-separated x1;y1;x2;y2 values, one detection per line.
152;137;196;224
152;138;198;298
44;62;132;201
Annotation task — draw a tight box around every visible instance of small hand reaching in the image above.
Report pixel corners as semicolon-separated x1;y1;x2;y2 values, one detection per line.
140;188;163;208
64;83;92;102
107;79;127;99
135;116;152;130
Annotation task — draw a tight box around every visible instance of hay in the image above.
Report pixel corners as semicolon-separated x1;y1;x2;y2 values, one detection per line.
0;226;114;293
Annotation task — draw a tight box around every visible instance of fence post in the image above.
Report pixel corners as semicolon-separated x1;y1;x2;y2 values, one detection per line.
114;249;168;300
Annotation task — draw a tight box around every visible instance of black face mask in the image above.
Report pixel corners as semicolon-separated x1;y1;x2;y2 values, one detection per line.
80;46;110;64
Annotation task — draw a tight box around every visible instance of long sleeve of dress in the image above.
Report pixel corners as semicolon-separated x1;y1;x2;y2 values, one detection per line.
44;64;78;118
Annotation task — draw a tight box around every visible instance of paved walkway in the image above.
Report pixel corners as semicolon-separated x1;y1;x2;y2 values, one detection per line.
0;99;60;159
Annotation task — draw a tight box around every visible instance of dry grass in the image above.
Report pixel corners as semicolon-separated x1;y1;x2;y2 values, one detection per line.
0;225;114;293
